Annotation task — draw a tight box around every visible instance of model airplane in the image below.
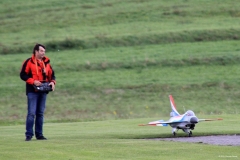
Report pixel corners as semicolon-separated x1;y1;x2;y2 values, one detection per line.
139;95;222;137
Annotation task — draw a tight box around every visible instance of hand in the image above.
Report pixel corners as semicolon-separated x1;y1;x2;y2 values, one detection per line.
34;80;42;86
49;82;55;91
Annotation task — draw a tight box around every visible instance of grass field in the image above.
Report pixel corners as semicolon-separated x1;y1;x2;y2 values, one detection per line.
1;0;240;159
0;115;239;160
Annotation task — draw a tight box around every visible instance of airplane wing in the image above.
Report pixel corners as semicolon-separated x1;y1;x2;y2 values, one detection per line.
139;114;186;126
198;118;223;122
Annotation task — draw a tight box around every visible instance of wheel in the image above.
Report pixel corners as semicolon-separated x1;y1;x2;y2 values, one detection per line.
188;131;192;137
173;132;176;136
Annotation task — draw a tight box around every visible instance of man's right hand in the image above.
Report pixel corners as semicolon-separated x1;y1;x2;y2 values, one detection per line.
34;80;42;86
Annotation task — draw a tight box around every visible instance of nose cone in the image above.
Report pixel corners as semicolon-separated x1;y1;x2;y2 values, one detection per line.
190;117;198;123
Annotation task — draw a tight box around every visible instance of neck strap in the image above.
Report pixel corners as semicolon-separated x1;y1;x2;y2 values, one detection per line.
35;57;46;80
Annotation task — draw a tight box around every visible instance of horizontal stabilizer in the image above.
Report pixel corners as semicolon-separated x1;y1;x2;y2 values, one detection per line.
138;120;168;127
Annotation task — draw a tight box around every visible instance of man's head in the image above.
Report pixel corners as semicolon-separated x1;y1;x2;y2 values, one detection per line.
33;43;46;60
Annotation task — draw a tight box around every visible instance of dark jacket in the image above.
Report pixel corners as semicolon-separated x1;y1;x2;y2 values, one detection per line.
20;54;56;95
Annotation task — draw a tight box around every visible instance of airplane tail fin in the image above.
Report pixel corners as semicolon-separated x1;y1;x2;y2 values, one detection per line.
169;95;180;116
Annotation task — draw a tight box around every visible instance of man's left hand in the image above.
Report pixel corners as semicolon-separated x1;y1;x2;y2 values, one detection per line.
49;82;55;91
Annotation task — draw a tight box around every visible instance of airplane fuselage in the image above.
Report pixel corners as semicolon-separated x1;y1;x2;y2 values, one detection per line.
168;114;198;129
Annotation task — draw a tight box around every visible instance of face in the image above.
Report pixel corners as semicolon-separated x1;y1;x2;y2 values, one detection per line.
35;46;45;60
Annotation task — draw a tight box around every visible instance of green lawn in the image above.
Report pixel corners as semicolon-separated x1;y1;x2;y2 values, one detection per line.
0;115;239;160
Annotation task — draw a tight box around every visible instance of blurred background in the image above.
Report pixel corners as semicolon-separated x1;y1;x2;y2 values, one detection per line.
1;0;240;124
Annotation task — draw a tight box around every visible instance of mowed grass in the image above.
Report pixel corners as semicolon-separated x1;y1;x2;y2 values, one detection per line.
0;115;239;160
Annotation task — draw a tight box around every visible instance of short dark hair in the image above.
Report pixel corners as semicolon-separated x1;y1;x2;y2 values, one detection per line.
32;43;46;54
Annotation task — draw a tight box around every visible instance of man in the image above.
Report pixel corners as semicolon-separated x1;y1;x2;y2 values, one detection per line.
20;43;56;141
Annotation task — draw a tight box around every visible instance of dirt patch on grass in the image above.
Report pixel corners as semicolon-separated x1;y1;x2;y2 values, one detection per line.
152;135;240;146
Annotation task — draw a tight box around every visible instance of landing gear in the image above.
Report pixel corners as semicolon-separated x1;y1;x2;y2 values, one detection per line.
188;131;192;137
172;128;178;137
190;124;195;130
172;128;193;137
182;129;193;137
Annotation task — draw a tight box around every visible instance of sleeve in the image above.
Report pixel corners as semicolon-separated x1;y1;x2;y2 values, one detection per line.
49;65;56;84
20;59;35;85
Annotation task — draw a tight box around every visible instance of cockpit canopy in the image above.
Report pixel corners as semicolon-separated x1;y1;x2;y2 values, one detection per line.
185;110;195;116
